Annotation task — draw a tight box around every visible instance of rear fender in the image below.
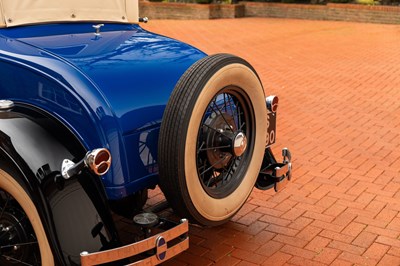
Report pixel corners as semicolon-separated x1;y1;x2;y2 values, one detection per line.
0;104;120;266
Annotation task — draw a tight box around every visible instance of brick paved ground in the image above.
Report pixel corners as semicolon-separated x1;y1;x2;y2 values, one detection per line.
140;18;400;265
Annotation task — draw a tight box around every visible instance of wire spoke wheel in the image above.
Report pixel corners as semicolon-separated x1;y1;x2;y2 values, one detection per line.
0;193;40;266
159;54;267;226
197;88;253;198
0;169;54;266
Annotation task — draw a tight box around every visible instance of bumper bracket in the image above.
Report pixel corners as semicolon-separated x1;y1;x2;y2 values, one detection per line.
256;148;292;192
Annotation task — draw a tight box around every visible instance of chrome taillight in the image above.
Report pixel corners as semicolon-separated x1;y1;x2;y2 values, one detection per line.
61;148;112;179
85;148;112;176
266;95;279;113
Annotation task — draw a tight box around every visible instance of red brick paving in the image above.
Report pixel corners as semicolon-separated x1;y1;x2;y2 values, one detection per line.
140;18;400;265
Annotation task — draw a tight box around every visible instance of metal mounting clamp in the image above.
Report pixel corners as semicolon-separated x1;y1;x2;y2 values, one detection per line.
139;17;149;23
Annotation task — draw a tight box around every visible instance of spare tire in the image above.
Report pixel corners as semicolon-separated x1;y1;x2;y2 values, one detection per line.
159;54;267;226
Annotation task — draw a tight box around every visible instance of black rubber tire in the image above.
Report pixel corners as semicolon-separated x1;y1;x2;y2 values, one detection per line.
158;54;267;226
0;169;54;265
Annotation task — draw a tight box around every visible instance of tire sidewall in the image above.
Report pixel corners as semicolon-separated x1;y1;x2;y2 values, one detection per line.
183;63;267;223
0;169;54;265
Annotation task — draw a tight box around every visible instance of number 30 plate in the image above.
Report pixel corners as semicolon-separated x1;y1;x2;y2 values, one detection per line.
266;112;276;147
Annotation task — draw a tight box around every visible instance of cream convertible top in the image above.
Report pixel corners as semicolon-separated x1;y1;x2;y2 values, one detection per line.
0;0;139;28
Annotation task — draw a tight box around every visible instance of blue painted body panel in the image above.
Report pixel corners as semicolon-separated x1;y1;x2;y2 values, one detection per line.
0;23;206;199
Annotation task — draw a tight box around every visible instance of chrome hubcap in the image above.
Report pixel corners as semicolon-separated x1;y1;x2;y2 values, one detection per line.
233;132;247;157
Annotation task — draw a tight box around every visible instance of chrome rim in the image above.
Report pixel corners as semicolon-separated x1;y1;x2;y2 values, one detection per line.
196;86;255;199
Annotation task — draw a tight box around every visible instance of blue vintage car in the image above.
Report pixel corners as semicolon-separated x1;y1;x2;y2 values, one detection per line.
0;1;291;265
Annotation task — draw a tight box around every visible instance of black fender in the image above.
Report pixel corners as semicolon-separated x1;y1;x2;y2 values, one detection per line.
0;104;121;265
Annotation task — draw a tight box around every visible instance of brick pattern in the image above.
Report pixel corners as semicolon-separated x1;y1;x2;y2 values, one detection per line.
138;18;400;265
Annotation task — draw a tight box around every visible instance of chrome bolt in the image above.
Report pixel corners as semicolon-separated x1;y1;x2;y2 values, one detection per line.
0;100;14;110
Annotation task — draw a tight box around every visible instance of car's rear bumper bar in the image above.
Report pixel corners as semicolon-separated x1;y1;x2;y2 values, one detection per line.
80;219;189;266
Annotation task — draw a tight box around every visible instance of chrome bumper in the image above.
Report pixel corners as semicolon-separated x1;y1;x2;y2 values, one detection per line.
80;219;189;266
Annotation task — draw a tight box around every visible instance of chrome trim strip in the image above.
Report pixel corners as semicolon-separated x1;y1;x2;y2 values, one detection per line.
80;219;189;266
